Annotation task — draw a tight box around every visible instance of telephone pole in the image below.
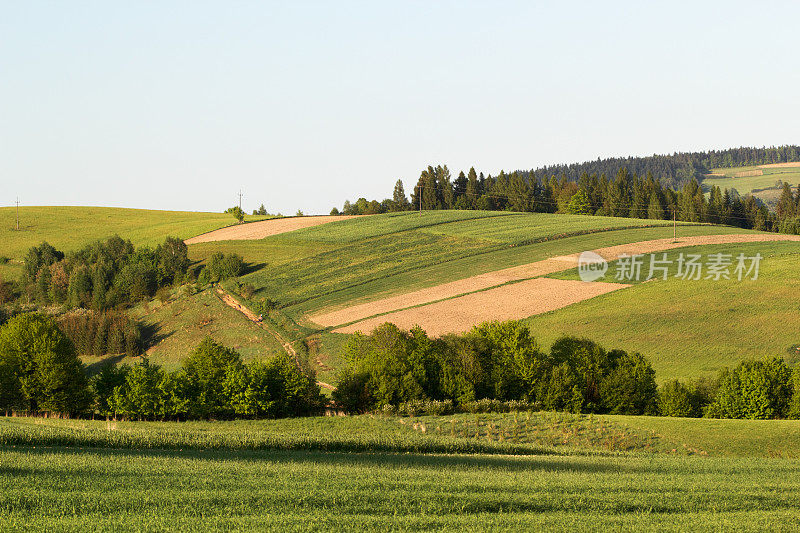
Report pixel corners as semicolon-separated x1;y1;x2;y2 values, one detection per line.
15;197;19;231
418;185;422;212
238;189;243;212
673;209;677;242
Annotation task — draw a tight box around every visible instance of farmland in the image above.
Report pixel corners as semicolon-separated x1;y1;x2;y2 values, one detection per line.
2;415;800;530
4;207;799;385
535;241;800;381
702;163;800;205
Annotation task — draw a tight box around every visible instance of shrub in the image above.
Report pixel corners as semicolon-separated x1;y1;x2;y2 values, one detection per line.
658;380;697;417
239;283;256;299
332;369;375;414
707;357;792;419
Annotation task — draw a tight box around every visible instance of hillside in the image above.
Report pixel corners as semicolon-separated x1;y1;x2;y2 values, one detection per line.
702;162;800;207
5;207;800;385
0;206;269;279
175;209;798;383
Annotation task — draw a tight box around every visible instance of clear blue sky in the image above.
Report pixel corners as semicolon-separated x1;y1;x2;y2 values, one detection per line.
2;1;798;214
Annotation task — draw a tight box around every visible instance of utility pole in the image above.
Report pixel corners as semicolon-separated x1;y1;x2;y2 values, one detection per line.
15;197;19;231
418;185;422;212
673;209;677;242
238;189;243;212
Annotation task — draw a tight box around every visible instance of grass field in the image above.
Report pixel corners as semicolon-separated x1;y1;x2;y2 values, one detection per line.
0;206;269;280
534;241;800;381
3;207;796;386
702;164;800;204
3;415;800;530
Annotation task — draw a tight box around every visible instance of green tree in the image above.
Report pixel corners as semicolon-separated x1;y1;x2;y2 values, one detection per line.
225;206;245;224
0;313;91;414
181;336;244;418
566;189;592;215
599;351;658;415
708;357;792;419
658;379;698;417
157;237;190;286
392;179;410;211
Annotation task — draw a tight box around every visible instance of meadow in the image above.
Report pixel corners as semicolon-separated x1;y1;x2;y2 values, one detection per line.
534;241;800;381
3;415;800;530
0;206;268;279
702;164;800;200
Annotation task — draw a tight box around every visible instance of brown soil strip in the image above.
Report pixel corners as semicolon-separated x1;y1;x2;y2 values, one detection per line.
758;162;800;169
333;278;629;336
185;215;359;244
312;233;800;329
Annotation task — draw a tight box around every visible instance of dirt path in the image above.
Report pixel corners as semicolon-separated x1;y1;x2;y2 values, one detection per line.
314;233;800;331
185;215;359;244
213;287;334;390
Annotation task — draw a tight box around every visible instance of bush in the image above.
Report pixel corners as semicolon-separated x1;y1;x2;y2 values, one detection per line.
707;357;792;419
332;369;374;414
658;380;697;417
201;253;245;284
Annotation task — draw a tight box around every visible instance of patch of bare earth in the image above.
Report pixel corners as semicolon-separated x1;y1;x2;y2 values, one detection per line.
758;162;800;169
185;215;359;244
314;233;800;332
333;279;629;336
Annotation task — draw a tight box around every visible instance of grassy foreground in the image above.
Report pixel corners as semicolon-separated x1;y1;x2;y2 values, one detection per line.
2;415;800;531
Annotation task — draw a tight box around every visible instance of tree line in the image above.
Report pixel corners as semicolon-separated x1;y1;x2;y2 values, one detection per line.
0;314;323;419
19;236;191;310
333;321;800;420
1;313;799;421
8;237;243;312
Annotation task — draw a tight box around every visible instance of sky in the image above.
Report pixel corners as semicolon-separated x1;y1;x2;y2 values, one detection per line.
1;1;799;215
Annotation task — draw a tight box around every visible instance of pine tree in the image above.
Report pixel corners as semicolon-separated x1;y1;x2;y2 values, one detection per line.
647;192;665;220
392;179;410;211
465;167;480;209
777;182;796;220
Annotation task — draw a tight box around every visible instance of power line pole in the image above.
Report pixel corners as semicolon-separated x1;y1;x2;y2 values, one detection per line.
15;197;19;231
673;209;677;242
238;189;243;212
418;185;422;212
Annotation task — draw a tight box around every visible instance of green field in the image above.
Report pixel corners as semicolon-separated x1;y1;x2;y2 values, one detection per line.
3;207;796;386
0;206;269;280
702;165;800;204
536;241;800;381
2;415;800;530
125;287;286;369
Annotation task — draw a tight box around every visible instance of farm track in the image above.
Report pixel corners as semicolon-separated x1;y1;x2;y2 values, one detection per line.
319;233;800;334
213;287;335;391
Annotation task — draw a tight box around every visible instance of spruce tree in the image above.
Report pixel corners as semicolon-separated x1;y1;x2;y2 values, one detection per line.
392;179;409;211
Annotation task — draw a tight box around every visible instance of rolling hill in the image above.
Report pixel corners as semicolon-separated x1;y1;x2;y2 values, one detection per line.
4;206;799;385
702;162;800;207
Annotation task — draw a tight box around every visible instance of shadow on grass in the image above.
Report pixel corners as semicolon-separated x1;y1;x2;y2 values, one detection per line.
140;322;174;351
9;446;627;475
84;354;132;376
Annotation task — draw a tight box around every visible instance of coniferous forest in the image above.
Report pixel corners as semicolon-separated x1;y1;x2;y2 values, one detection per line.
334;146;800;234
